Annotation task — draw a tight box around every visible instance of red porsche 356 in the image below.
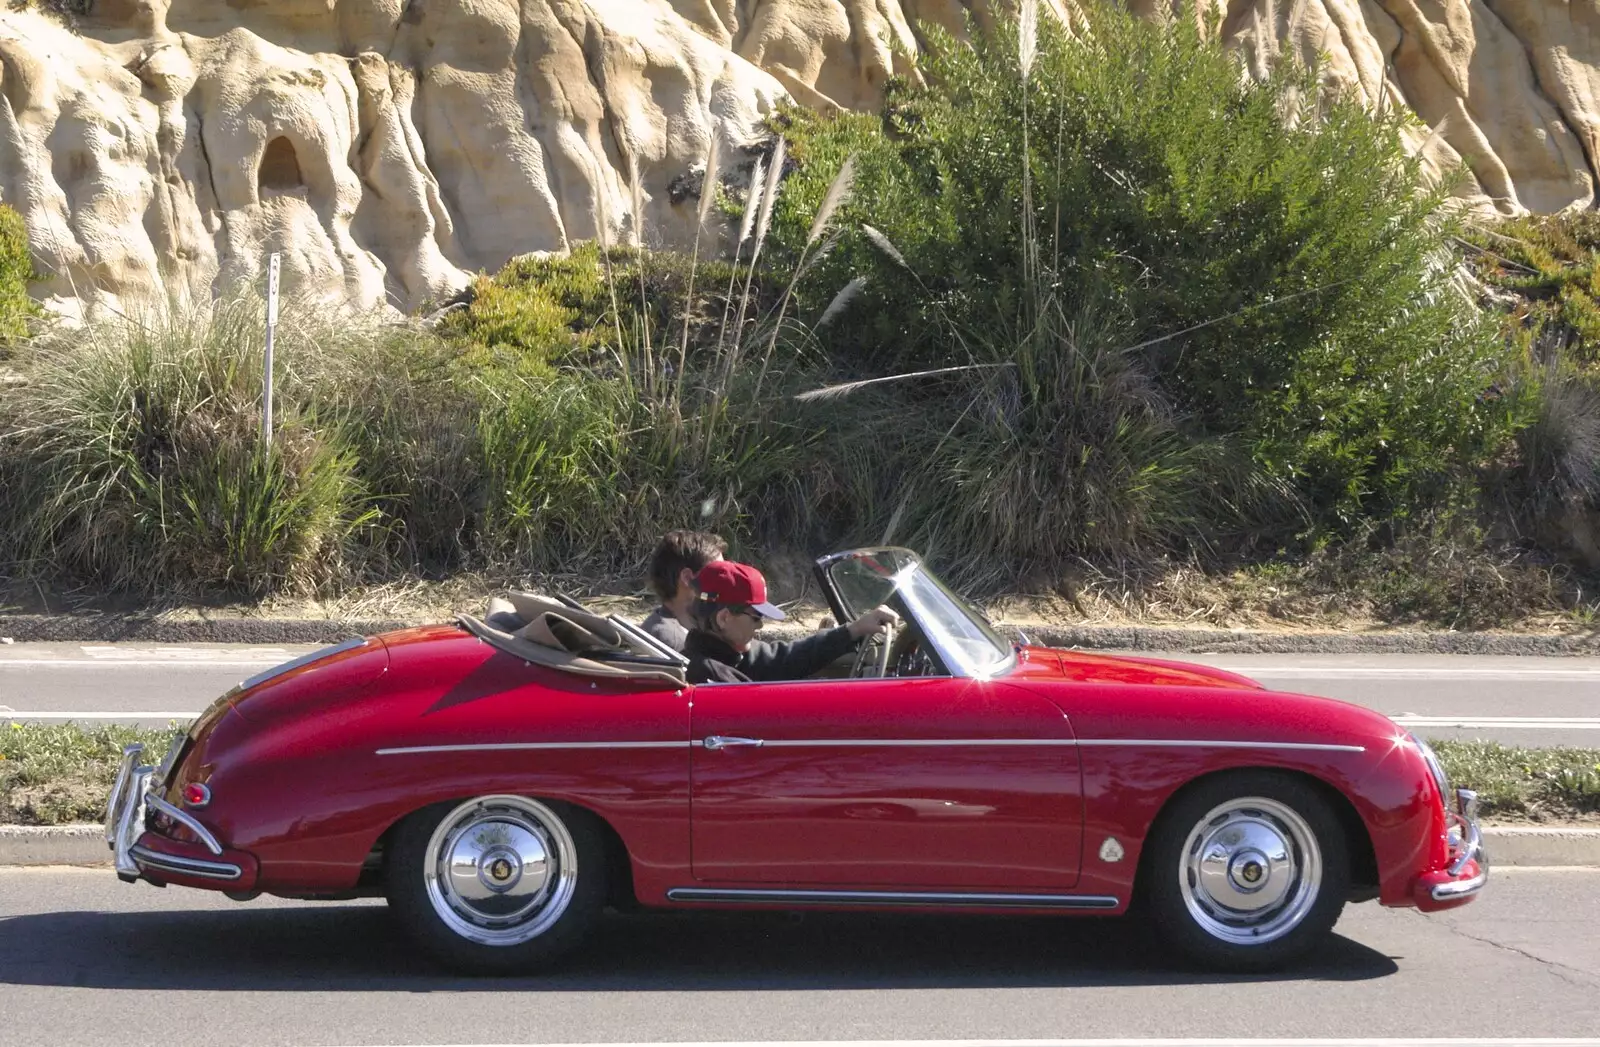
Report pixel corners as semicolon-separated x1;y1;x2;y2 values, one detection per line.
105;547;1485;973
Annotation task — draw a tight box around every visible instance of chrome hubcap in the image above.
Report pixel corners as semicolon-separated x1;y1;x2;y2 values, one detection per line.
423;796;577;946
1179;796;1321;946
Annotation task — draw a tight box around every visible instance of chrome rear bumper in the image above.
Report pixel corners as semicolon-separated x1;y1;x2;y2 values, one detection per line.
104;742;233;881
105;744;153;879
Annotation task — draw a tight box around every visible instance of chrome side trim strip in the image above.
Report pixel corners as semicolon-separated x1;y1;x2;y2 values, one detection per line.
379;738;1363;755
145;792;225;855
130;844;242;881
748;738;1077;748
712;738;1360;752
376;741;690;756
1077;739;1366;753
666;887;1120;909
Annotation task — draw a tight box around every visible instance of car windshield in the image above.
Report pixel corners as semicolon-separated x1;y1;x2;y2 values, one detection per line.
824;549;1016;678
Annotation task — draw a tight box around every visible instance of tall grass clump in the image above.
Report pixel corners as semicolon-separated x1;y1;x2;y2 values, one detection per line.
769;1;1515;561
0;298;384;596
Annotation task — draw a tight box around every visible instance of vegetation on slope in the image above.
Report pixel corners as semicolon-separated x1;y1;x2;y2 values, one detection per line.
0;1;1597;627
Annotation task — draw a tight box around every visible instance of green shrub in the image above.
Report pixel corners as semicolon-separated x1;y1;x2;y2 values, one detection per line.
291;320;489;572
1465;213;1600;365
0;203;35;351
0;233;825;593
800;297;1293;587
768;3;1513;549
438;244;761;379
0;298;379;596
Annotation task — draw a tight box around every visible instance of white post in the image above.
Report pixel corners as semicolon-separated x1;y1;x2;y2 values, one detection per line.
262;252;280;445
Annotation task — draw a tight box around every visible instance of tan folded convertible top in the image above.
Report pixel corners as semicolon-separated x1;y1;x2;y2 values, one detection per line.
457;592;686;687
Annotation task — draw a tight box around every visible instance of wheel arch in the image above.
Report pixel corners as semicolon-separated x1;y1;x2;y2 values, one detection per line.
1132;766;1379;906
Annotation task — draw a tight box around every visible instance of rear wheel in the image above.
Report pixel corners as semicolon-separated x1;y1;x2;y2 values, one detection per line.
1142;772;1349;972
386;795;606;974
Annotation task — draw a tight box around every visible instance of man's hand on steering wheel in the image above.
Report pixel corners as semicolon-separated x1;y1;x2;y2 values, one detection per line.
847;606;900;639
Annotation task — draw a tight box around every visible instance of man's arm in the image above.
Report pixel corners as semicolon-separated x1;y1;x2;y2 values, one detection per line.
739;627;857;681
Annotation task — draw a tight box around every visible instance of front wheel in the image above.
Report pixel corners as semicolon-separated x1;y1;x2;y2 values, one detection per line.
1141;772;1350;972
385;795;606;974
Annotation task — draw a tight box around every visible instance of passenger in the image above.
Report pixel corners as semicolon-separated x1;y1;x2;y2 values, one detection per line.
641;529;727;651
683;560;898;684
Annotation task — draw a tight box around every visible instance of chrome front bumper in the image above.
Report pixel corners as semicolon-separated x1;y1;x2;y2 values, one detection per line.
1430;787;1488;902
104;743;238;882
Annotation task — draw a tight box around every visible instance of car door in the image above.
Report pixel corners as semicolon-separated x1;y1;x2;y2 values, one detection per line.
688;674;1083;888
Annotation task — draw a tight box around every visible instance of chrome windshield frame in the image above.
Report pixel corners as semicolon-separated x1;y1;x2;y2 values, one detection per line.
815;548;1017;680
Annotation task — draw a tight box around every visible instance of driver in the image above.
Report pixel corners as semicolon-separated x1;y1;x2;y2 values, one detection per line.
684;560;898;684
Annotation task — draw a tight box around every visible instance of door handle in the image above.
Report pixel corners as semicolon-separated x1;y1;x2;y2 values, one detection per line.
703;735;764;751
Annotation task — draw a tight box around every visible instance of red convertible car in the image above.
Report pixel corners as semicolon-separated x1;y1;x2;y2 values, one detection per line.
104;547;1485;973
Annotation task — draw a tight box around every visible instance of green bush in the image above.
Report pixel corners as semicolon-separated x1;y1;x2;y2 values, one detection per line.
768;3;1514;551
438;244;762;379
0;203;35;351
0;234;826;593
0;298;381;596
1464;212;1600;364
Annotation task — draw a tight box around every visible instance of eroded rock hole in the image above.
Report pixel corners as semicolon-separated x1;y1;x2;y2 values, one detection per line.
258;137;304;193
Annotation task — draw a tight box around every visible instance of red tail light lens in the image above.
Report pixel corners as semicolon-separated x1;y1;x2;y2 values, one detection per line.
182;783;212;808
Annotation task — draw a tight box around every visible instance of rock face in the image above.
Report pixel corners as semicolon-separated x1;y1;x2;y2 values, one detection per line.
1;0;1597;319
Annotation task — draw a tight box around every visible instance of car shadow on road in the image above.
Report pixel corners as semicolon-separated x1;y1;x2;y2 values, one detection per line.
0;903;1397;990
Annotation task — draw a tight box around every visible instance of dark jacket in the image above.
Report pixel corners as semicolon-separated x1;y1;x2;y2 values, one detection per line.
683;626;858;685
641;606;689;651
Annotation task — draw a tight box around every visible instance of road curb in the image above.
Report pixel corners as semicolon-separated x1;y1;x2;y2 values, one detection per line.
4;823;1596;869
6;612;1600;655
0;823;106;866
1021;625;1600;656
1481;826;1600;867
0;614;410;645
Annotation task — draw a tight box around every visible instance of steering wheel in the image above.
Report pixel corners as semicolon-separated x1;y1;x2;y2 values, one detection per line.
849;621;895;678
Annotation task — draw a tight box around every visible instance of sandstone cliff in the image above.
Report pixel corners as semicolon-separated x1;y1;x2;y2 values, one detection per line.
1;0;1597;319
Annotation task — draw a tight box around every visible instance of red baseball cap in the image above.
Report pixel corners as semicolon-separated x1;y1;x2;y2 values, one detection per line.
695;560;787;620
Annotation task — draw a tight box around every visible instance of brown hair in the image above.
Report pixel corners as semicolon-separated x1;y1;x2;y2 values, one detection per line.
646;530;728;602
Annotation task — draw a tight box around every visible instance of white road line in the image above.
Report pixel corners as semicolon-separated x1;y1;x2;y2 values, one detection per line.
0;659;283;668
81;645;293;659
321;1041;1600;1047
4;712;200;720
1214;666;1600;678
1391;716;1600;729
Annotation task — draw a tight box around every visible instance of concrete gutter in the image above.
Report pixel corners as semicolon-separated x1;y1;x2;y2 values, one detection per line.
6;613;1600;655
4;823;1594;868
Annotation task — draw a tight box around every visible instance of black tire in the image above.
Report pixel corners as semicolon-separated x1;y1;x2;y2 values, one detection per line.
1141;771;1350;972
385;794;607;975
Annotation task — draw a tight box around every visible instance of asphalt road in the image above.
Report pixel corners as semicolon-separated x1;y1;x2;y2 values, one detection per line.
0;867;1595;1046
2;643;1598;747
